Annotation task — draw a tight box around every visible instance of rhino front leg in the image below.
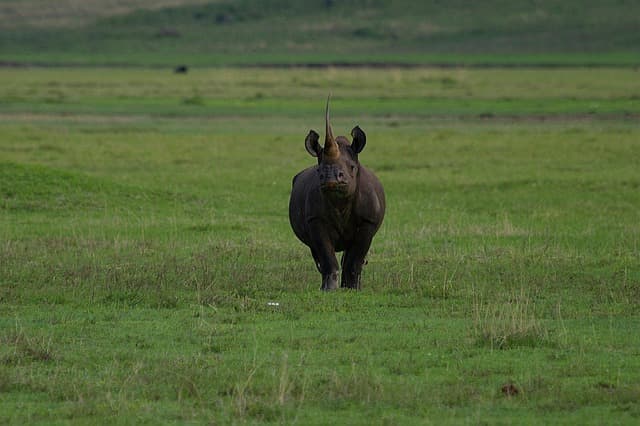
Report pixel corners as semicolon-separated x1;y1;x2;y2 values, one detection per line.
341;224;376;290
317;248;339;291
311;247;338;290
308;221;339;291
322;270;339;291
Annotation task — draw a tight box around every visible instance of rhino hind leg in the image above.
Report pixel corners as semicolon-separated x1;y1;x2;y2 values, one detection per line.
339;252;359;289
341;224;377;290
341;254;363;289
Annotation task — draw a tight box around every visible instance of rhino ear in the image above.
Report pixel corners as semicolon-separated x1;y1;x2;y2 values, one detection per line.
305;130;321;157
350;125;366;154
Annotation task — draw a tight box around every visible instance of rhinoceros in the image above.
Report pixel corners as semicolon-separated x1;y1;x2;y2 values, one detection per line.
289;99;385;290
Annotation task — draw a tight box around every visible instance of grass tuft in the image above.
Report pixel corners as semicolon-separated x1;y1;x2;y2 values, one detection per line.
0;323;55;365
473;287;551;349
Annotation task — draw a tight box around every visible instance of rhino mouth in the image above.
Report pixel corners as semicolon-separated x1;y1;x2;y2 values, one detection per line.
321;183;349;196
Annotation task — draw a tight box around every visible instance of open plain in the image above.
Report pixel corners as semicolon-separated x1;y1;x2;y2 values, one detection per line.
1;66;639;424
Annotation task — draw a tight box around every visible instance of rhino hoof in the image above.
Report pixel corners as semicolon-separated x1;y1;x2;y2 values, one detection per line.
321;272;339;291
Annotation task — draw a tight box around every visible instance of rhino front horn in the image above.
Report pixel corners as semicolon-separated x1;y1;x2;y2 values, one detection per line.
324;95;339;159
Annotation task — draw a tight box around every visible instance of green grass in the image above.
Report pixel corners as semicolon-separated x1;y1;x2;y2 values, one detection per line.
1;67;640;424
1;0;640;66
1;67;640;118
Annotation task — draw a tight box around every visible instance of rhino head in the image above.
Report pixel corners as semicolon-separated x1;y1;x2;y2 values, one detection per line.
304;97;366;202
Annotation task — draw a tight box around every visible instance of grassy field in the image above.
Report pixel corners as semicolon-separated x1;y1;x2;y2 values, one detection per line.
1;66;639;424
1;0;639;66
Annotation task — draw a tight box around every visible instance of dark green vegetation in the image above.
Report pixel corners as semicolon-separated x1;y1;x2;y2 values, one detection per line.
1;0;639;66
1;67;639;424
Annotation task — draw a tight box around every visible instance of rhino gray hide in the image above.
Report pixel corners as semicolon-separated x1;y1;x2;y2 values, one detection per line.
289;99;385;290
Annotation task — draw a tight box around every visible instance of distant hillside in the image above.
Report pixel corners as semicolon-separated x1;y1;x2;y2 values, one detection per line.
0;0;212;28
1;0;639;66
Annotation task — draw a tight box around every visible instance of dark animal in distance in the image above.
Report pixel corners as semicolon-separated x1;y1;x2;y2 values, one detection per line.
174;65;188;74
289;98;385;290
